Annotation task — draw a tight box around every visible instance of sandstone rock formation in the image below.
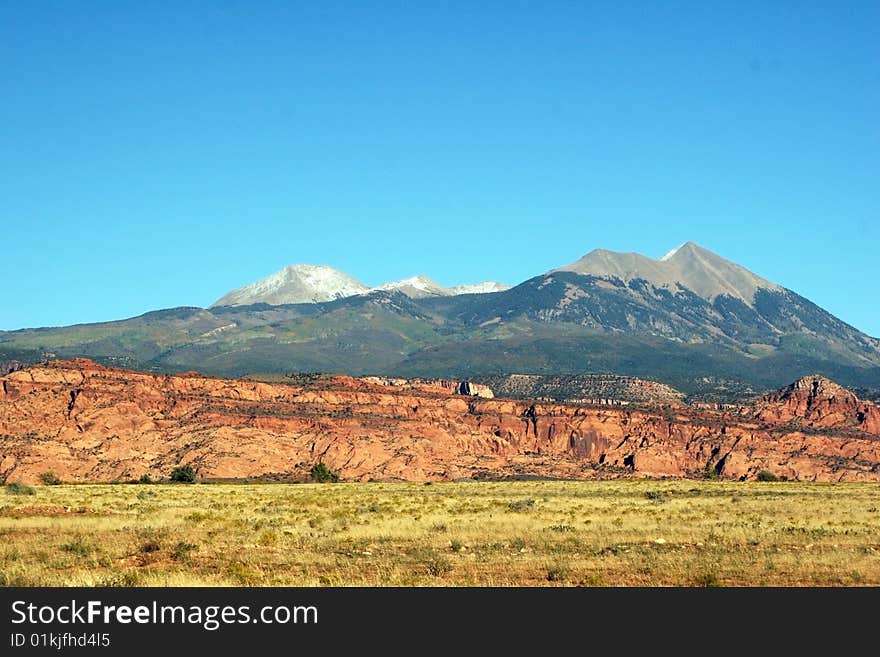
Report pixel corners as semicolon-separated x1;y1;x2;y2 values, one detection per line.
756;374;880;434
0;360;27;376
1;360;878;484
358;376;493;398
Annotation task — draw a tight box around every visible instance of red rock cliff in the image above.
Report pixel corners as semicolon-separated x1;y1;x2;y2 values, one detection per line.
1;360;878;484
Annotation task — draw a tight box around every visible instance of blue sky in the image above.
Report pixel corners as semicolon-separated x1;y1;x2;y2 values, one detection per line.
1;2;877;335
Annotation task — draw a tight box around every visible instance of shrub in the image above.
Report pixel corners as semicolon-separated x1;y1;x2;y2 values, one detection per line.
138;474;154;484
171;542;197;561
426;555;453;577
704;461;719;480
756;470;779;482
547;563;569;582
38;471;62;485
694;572;721;587
170;465;196;483
507;499;536;512
99;571;141;587
60;538;91;557
5;482;36;496
310;462;339;483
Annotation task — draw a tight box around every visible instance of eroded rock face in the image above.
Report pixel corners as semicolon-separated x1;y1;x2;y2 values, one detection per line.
452;381;494;399
0;361;28;376
1;360;878;484
757;374;880;434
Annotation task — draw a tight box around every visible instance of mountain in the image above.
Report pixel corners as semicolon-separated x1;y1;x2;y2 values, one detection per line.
213;266;510;306
429;241;880;367
557;241;781;304
373;276;511;298
212;264;368;307
2;242;878;399
371;275;449;298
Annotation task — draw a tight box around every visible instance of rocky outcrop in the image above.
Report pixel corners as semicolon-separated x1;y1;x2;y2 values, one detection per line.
452;381;494;399
1;360;878;484
757;374;880;434
0;361;28;376
358;377;494;398
361;377;494;399
476;374;684;405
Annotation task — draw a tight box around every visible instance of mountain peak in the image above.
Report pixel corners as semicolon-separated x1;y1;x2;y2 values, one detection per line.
211;264;368;307
660;241;711;261
659;242;688;261
757;374;879;433
372;275;448;298
556;242;780;305
783;374;856;401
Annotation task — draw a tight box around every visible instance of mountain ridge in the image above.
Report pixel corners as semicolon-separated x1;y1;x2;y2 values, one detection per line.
2;242;878;400
211;265;510;306
555;241;782;305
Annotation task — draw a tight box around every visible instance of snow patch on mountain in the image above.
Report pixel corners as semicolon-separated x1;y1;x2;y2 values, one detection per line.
449;281;511;295
372;276;510;298
213;266;510;306
211;265;369;307
372;275;447;297
660;243;686;261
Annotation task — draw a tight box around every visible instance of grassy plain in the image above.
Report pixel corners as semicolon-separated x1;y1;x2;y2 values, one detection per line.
1;481;878;586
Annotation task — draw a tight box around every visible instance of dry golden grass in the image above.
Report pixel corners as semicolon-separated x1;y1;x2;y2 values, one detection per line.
1;480;879;586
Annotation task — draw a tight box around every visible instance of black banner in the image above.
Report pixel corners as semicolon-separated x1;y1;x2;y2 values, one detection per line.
0;587;874;652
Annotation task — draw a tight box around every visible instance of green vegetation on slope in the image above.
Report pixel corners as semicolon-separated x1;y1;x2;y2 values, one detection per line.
2;278;878;398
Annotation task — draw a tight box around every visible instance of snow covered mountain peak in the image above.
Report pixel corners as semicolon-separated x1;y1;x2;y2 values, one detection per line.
213;267;510;306
371;275;448;298
211;264;368;307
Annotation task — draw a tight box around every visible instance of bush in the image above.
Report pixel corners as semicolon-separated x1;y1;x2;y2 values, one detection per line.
38;471;62;485
426;555;453;577
5;482;36;496
546;563;569;582
170;465;196;483
507;498;536;512
704;461;719;480
310;462;339;483
98;571;141;587
694;572;721;587
171;541;197;561
757;470;779;482
138;474;154;484
60;538;91;557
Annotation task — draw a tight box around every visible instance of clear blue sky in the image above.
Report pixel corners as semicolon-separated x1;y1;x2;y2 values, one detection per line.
2;1;877;335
